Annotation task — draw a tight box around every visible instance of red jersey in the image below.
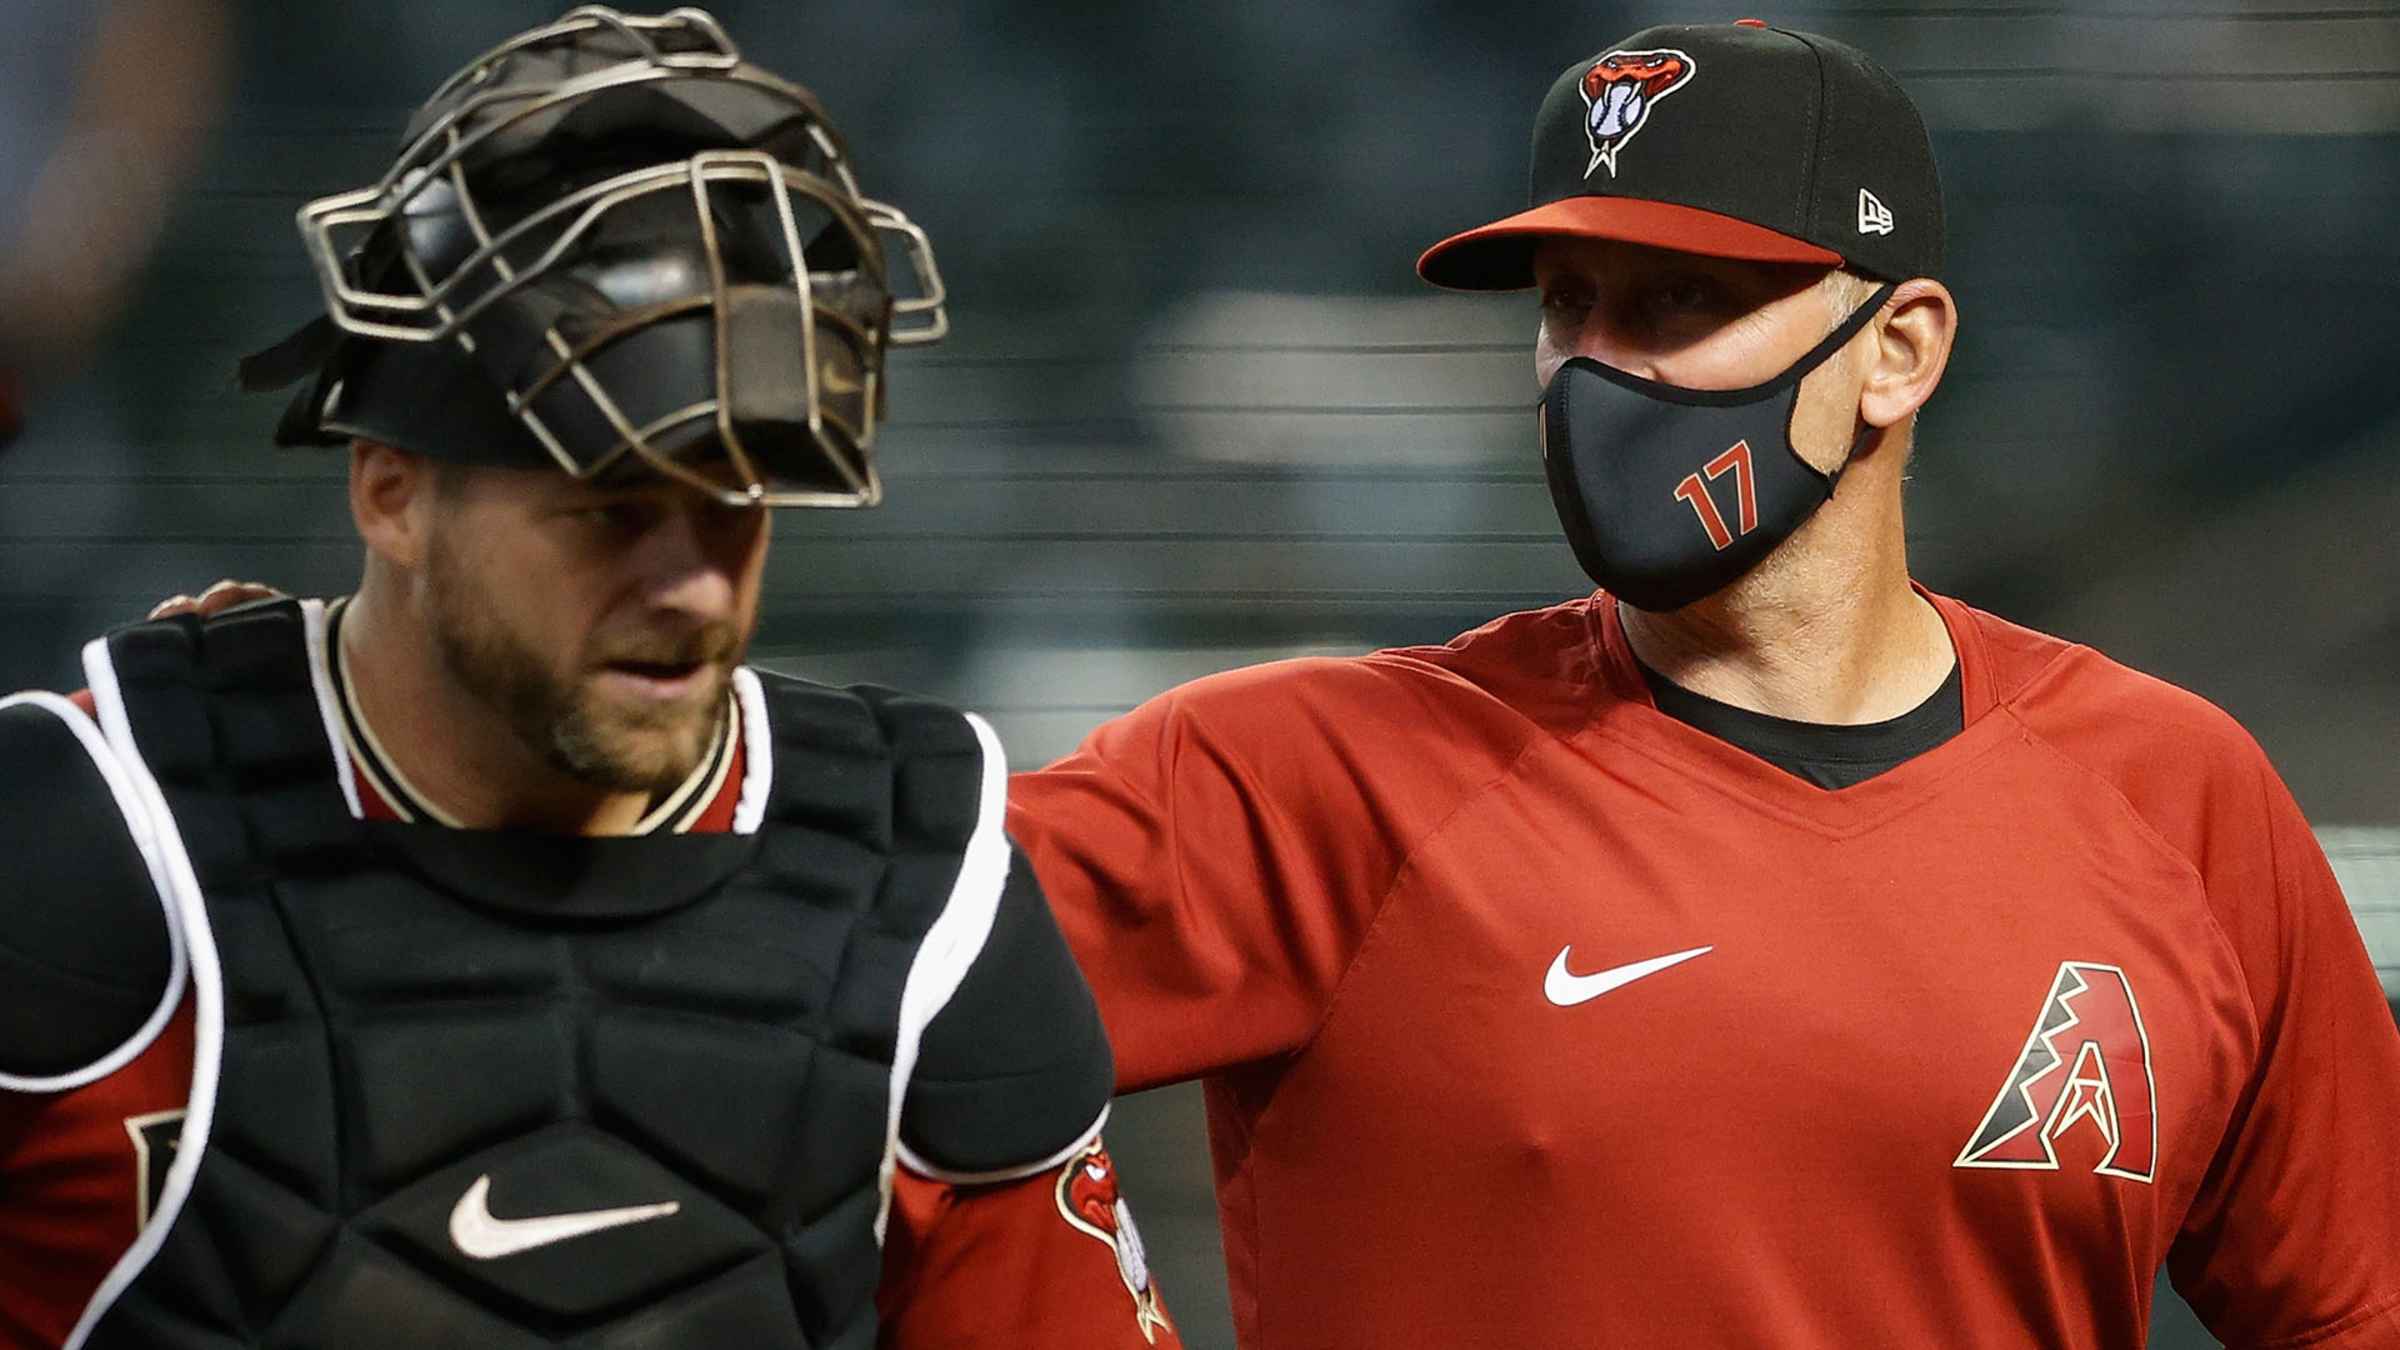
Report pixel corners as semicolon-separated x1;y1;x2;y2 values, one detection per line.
1;651;1177;1349
1010;589;2400;1349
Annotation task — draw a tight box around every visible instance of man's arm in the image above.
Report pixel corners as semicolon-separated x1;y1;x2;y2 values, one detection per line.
890;851;1113;1177
2167;757;2400;1346
0;691;193;1348
877;1146;1178;1348
0;694;177;1085
873;849;1176;1345
1007;657;1517;1091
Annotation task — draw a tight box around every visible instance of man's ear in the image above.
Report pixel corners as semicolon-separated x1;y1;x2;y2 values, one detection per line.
350;439;435;569
1859;278;1957;430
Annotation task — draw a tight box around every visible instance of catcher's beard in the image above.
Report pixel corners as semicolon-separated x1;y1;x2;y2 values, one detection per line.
422;521;739;797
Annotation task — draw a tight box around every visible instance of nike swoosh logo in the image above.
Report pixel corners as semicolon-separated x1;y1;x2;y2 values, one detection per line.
448;1174;681;1261
1544;944;1714;1007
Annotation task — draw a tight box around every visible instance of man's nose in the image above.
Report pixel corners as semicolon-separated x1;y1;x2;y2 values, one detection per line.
1569;318;1665;382
633;507;751;620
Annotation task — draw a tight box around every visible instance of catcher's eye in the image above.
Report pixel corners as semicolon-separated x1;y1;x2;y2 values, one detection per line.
569;500;661;535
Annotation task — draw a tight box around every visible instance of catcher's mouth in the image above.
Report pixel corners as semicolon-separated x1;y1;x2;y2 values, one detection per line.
597;658;712;701
608;658;702;677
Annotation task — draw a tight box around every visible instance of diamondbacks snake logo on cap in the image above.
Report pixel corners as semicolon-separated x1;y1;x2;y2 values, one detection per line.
1579;48;1697;179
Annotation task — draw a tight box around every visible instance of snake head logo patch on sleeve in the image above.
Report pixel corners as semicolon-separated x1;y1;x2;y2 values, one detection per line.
1056;1142;1173;1344
1579;48;1697;179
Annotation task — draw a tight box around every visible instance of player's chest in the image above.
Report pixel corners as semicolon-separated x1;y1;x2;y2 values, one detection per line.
1301;746;2255;1236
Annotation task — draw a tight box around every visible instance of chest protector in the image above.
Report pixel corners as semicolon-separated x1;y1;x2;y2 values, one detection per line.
77;601;993;1349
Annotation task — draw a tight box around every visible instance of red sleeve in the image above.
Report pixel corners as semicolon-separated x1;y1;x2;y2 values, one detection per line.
2162;748;2400;1345
2002;633;2400;1344
875;1142;1179;1348
1006;657;1517;1091
0;1001;194;1350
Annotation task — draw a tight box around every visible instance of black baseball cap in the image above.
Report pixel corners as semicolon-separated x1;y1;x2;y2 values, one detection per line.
1418;19;1943;289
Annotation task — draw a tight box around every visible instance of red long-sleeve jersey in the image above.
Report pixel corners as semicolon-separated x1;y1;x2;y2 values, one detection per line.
1011;588;2400;1349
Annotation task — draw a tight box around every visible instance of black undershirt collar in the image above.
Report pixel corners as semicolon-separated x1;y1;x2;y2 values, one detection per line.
1638;659;1965;790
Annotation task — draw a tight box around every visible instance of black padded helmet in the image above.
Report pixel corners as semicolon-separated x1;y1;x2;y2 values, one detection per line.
240;5;947;508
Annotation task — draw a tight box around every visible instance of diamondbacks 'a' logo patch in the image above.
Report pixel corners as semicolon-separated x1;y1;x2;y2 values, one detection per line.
1056;1142;1172;1344
125;1109;186;1228
1579;48;1696;179
1956;962;2157;1183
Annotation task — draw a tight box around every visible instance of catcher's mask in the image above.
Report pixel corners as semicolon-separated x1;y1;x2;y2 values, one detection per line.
240;5;946;507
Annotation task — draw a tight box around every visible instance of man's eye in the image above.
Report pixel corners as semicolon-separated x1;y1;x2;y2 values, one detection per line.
576;502;655;533
1540;290;1592;322
1651;279;1721;314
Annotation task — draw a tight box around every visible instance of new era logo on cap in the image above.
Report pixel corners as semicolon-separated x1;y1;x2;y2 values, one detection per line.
1858;188;1894;236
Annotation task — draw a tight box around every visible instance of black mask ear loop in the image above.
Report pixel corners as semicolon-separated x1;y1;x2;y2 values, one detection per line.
1792;281;1898;497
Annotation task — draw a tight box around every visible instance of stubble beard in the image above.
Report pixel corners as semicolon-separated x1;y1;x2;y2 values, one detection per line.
424;537;735;796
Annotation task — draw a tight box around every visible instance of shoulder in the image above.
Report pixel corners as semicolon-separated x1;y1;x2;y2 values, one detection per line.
737;683;1110;1175
899;853;1112;1180
1960;600;2286;867
0;692;180;1087
744;669;984;759
742;669;996;839
1976;605;2270;784
1114;598;1597;786
1174;597;1595;721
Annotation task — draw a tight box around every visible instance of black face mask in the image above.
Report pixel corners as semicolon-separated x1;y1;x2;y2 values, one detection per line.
1536;283;1895;612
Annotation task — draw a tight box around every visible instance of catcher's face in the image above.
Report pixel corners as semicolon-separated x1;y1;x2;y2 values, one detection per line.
421;461;770;795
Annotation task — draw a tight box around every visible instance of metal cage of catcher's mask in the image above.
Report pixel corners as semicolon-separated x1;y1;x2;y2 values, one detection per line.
286;6;946;508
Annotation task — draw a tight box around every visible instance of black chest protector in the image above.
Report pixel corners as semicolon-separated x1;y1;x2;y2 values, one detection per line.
82;602;991;1349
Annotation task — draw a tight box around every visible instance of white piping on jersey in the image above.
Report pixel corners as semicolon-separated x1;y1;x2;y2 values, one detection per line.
0;692;191;1095
325;598;457;827
65;637;225;1350
625;702;734;836
675;716;740;834
895;1103;1111;1188
874;711;1015;1245
324;596;737;834
729;667;772;836
300;599;366;821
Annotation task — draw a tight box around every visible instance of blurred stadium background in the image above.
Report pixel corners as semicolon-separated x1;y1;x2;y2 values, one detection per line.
2;2;2394;1346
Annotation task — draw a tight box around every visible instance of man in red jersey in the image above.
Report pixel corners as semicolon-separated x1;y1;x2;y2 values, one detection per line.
1008;20;2400;1350
0;9;1175;1349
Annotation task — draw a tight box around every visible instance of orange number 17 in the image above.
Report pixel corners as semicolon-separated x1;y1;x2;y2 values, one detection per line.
1671;440;1758;552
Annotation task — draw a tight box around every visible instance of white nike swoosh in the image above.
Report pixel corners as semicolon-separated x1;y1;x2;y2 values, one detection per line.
448;1174;681;1261
1544;944;1714;1007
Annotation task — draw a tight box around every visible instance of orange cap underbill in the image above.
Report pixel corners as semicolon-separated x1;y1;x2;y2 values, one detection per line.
1416;195;1841;291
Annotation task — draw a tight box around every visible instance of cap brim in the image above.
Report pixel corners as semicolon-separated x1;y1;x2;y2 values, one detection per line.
1417;196;1841;292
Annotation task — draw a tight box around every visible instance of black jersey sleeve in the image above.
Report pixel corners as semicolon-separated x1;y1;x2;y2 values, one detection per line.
897;838;1114;1180
0;695;177;1084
